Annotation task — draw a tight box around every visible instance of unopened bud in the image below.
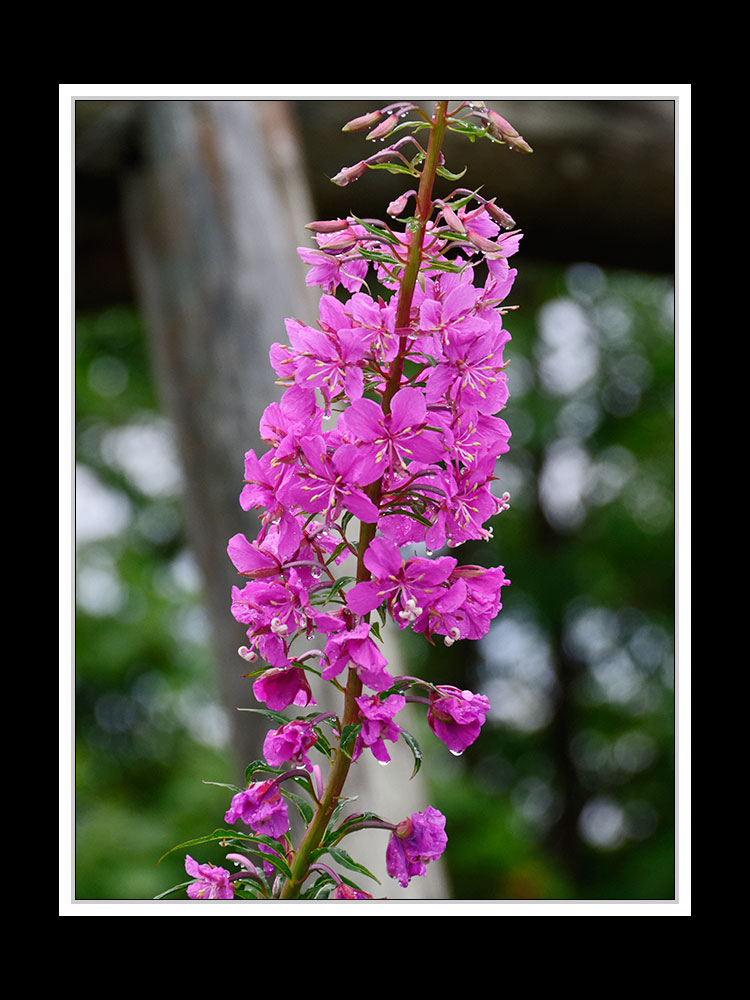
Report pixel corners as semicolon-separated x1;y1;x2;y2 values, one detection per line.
488;110;519;138
387;191;413;216
484;201;516;230
505;133;533;154
330;160;369;187
440;203;466;235
319;231;359;253
487;109;533;153
366;113;399;141
342;110;382;133
305;218;351;233
466;230;502;256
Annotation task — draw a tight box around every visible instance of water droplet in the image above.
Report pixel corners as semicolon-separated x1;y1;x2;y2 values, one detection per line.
449;748;464;757
376;758;390;766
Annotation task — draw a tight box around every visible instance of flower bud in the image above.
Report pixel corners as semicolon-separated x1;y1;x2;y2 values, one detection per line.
330;160;369;187
387;191;413;216
366;113;399;141
342;110;382;133
488;109;519;138
305;218;351;233
484;201;517;230
487;109;533;153
440;202;466;235
318;231;359;254
466;230;502;256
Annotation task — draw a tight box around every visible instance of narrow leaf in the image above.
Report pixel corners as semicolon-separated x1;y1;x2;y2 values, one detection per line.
399;728;423;779
327;846;381;884
436;164;468;181
153;880;192;899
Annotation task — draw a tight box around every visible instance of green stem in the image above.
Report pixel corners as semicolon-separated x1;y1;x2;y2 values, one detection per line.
278;101;449;900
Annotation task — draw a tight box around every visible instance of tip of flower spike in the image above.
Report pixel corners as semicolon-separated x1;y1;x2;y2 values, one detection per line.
342;110;382;133
305;219;351;233
486;109;533;153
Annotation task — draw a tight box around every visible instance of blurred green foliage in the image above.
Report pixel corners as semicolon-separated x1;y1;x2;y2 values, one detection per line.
74;258;675;901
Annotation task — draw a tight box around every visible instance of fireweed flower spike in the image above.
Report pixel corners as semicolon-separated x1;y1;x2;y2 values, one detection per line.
160;100;533;901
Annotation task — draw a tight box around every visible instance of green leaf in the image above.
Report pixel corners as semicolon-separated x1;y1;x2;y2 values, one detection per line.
326;810;387;845
153;880;191;899
157;827;261;865
313;726;335;760
325;575;356;602
243;759;285;784
326;540;350;566
326;794;360;832
237;708;291;726
357;248;402;264
436;164;468;181
366;162;421;178
446;120;490;139
202;780;243;793
339;722;362;759
400;728;423;779
284;789;314;824
419;257;468;274
326;846;380;884
232;886;263;899
303;874;338;900
350;215;399;245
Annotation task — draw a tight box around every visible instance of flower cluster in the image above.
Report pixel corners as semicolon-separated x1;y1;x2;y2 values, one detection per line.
174;100;531;902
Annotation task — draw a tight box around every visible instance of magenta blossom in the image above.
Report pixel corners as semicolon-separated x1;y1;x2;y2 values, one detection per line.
253;665;316;712
263;719;318;771
352;692;406;763
185;855;234;900
297;236;369;295
385;806;448;888
322;622;394;692
224;780;290;840
427;685;491;754
337;386;445;479
346;535;457;626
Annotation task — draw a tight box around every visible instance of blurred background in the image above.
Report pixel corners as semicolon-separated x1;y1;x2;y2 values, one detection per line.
71;95;679;902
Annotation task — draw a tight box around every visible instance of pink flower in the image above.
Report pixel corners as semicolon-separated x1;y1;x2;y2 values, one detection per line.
278;434;380;524
346;535;456;626
263;719;318;771
297;238;368;294
427;685;491;754
322;621;393;692
385;806;447;888
338;386;445;479
253;665;316;712
185;855;234;900
352;692;406;763
224;780;290;840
